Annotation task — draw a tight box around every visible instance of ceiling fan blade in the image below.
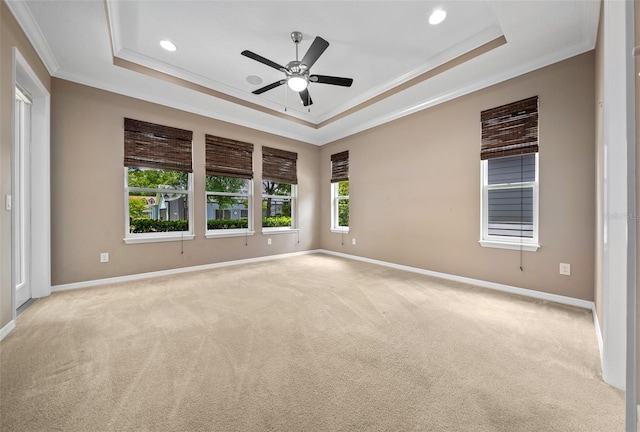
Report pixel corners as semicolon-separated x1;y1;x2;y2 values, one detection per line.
241;50;286;71
299;88;313;106
252;80;285;95
301;36;329;69
309;75;354;87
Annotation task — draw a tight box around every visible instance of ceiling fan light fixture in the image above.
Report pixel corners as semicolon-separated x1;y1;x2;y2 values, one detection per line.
428;9;447;25
287;75;308;92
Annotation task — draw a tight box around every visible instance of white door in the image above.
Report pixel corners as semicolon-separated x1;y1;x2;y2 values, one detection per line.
14;87;31;309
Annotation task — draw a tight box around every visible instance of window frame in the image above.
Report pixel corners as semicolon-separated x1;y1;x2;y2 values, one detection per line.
205;177;254;239
261;182;298;234
124;168;195;244
331;181;349;233
479;153;540;251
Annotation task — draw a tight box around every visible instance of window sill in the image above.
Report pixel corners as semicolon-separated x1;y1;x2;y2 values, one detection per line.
261;228;299;235
206;230;255;239
124;233;195;244
479;240;540;252
331;228;349;234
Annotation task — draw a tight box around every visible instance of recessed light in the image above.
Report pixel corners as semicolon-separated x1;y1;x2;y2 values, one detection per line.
246;75;263;85
429;9;447;25
160;39;177;52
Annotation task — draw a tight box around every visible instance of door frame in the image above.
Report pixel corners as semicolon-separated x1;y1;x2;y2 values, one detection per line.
13;85;31;309
11;47;51;318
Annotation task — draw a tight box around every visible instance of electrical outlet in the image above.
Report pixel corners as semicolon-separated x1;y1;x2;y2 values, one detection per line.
559;263;570;276
352;238;356;245
100;252;109;263
267;238;272;245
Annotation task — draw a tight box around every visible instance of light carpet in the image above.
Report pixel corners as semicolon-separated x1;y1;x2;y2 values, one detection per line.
0;254;624;431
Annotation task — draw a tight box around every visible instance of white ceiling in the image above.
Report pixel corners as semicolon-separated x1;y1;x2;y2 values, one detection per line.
7;1;600;145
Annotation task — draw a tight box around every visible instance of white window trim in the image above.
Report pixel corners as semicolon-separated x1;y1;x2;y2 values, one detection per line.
261;184;297;233
262;228;299;235
206;230;255;239
124;168;194;244
205;179;254;239
479;153;540;252
331;182;349;233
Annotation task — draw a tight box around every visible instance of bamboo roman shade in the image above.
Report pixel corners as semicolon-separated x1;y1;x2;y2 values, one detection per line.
330;151;349;183
480;96;539;160
124;118;193;172
205;135;254;179
262;146;298;184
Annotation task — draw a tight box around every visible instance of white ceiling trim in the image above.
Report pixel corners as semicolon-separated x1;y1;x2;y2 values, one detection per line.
42;31;597;148
114;48;314;124
316;39;597;145
104;0;121;54
314;25;504;124
5;0;59;75
106;5;504;127
5;0;602;147
53;68;320;145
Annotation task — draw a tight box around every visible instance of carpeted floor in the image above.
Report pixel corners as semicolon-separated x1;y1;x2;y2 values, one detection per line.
0;254;624;431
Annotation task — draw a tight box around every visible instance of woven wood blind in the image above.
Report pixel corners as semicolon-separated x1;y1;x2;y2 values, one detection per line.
262;146;298;184
205;135;254;179
330;151;349;183
124;118;193;172
480;96;538;160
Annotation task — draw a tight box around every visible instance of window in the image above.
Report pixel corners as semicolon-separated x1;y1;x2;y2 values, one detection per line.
480;96;539;251
205;135;254;238
331;151;349;232
124;118;194;243
262;146;297;231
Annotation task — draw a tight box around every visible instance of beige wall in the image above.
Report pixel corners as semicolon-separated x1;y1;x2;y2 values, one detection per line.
50;79;320;286
0;2;51;328
320;52;596;301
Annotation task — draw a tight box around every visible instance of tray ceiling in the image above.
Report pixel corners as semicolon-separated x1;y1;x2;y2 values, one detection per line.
6;1;600;145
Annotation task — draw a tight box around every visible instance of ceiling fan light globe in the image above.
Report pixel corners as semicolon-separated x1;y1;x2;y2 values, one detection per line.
428;9;446;25
287;76;308;92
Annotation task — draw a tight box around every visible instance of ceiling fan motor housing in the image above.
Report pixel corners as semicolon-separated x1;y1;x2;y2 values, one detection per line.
286;61;309;76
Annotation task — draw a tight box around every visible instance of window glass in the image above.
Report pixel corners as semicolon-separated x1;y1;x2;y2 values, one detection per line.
482;153;538;245
126;167;191;234
206;176;251;231
262;181;294;228
333;180;349;229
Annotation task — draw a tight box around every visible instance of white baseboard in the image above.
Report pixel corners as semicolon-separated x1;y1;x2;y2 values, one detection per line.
318;250;595;310
592;306;604;371
0;320;16;342
52;249;322;292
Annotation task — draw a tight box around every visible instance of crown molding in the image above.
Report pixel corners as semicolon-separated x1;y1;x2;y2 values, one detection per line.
5;0;59;75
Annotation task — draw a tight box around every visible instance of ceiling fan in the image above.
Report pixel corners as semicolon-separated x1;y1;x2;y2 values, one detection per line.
241;31;354;107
